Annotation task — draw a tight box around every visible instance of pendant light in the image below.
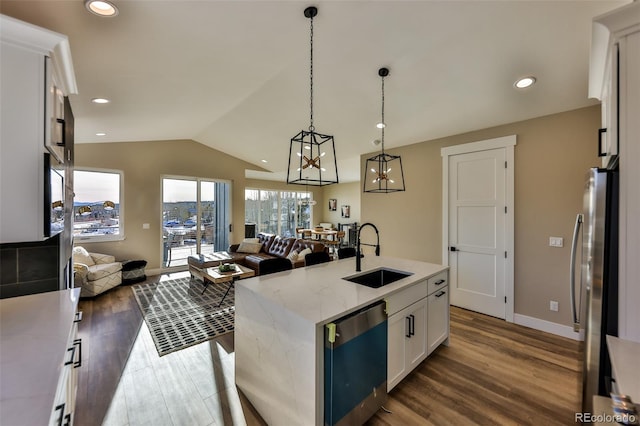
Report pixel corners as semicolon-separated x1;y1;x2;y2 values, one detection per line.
363;67;406;193
287;6;339;187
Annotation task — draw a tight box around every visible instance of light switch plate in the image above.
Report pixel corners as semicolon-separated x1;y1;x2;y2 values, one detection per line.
143;223;150;229
549;237;563;247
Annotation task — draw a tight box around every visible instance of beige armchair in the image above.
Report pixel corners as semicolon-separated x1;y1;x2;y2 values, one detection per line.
73;246;122;297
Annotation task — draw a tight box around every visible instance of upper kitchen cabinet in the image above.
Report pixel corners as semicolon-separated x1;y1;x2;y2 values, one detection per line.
589;2;640;342
0;15;77;243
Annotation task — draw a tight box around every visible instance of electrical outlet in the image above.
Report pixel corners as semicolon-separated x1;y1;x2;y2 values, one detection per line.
550;300;559;312
549;237;564;247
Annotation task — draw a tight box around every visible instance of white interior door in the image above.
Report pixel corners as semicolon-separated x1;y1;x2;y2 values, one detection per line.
442;136;515;320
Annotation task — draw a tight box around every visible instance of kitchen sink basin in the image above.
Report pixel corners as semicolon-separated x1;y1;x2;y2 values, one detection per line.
343;268;413;288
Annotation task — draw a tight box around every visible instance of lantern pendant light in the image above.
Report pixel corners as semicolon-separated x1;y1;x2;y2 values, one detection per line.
363;67;406;193
287;6;339;187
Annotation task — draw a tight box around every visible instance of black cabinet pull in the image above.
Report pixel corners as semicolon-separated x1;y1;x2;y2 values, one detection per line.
54;403;65;426
435;291;446;298
409;314;415;336
598;128;607;157
65;339;82;367
435;279;445;286
55;118;65;147
450;246;457;252
63;413;71;426
73;338;82;368
74;311;83;323
405;317;411;338
64;345;76;366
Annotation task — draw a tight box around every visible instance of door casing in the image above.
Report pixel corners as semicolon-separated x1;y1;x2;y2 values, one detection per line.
441;135;516;322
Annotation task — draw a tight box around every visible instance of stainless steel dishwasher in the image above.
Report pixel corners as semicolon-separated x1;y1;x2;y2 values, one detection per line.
324;300;387;426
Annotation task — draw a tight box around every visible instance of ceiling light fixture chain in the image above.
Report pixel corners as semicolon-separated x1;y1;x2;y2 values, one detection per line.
286;6;339;187
380;70;385;152
309;10;314;132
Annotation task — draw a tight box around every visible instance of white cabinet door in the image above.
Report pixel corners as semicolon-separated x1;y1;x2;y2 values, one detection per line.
407;299;428;369
387;298;428;391
427;286;449;354
387;307;409;390
599;44;618;168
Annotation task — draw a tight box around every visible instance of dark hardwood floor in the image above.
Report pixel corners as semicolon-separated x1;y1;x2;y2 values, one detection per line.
75;273;581;425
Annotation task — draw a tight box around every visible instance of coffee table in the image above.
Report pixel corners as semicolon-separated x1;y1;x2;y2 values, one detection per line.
188;252;233;282
199;264;255;306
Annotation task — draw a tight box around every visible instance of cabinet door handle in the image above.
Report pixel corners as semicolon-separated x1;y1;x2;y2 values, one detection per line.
405;317;411;338
74;311;83;323
55;118;65;147
409;314;415;336
64;344;76;366
435;279;446;286
54;403;65;426
435;291;446;298
63;413;71;426
598;128;607;157
65;339;82;368
73;338;82;368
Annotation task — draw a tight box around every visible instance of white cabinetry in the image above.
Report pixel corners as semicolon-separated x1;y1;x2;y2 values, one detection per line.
0;14;77;243
589;2;640;342
50;312;81;426
388;297;427;390
427;272;449;354
387;270;450;391
0;289;81;426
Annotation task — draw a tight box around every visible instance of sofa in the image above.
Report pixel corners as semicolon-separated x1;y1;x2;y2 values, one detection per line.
228;233;327;275
73;246;122;297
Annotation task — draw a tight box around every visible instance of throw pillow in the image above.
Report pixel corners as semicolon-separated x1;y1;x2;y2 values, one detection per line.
73;246;95;266
286;250;299;263
237;240;263;254
297;247;312;261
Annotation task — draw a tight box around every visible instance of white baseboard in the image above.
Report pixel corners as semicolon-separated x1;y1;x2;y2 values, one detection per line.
146;267;163;276
513;313;584;341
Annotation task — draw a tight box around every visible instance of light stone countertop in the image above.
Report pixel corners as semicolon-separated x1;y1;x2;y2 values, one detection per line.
237;255;448;325
606;335;640;403
0;289;80;426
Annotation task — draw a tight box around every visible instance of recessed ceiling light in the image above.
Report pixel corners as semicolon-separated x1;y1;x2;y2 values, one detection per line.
376;122;386;129
91;98;110;104
96;132;106;136
261;159;268;163
85;0;119;17
514;76;536;89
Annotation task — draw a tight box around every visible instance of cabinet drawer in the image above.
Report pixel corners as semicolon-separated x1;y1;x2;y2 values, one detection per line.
386;280;427;315
427;271;448;295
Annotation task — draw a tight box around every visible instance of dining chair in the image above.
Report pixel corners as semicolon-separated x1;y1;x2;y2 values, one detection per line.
322;230;344;258
304;251;331;266
259;257;293;276
337;247;357;259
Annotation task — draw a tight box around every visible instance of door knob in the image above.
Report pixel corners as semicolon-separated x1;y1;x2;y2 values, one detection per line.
450;246;457;252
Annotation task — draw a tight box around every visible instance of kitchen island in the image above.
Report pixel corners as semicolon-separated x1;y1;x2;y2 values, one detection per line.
235;255;448;425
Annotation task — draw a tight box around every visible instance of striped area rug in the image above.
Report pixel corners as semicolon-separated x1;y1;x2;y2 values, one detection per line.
131;277;234;356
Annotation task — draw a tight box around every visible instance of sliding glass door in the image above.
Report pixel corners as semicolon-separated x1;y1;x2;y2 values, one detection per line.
162;177;230;268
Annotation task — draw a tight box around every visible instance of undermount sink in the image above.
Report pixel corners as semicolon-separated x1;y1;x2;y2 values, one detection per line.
343;268;413;288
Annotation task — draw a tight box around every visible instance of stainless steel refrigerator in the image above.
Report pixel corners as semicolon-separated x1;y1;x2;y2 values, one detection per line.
570;167;619;413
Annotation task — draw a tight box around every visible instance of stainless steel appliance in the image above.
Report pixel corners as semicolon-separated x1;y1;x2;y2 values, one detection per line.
570;167;619;413
324;300;387;426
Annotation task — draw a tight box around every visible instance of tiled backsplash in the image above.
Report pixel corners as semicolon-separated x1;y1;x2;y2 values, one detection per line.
0;234;60;299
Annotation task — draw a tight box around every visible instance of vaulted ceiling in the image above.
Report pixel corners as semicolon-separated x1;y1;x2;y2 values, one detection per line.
0;0;627;182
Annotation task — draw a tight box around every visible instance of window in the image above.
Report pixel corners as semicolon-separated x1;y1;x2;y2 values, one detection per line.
245;189;312;237
74;169;123;242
